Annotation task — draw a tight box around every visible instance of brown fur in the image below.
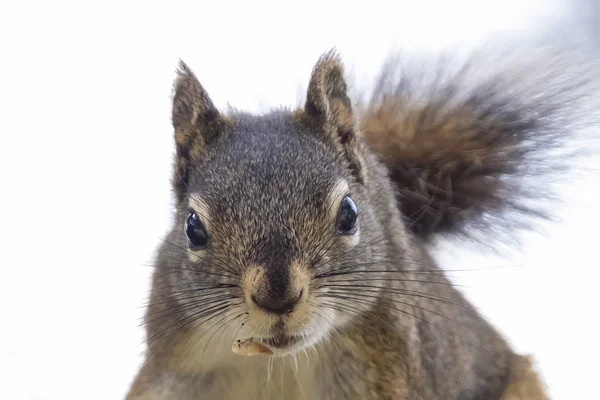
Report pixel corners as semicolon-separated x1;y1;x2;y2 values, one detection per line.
500;355;548;400
359;47;598;243
125;46;597;399
303;50;367;184
171;61;233;204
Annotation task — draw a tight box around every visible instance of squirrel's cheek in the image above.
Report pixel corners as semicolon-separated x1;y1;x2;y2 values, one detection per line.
339;226;360;248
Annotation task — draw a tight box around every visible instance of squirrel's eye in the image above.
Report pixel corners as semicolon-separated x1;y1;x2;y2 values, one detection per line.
185;212;209;249
336;195;358;235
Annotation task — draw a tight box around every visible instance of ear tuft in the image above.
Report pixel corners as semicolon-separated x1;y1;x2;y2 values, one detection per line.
305;50;353;129
172;60;220;132
171;60;227;203
305;50;365;182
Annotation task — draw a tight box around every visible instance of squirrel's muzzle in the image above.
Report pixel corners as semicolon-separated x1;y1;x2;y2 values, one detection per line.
244;262;309;316
251;288;303;314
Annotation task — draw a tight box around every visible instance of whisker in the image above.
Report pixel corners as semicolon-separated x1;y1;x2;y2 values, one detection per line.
196;309;247;359
144;263;237;282
318;300;397;332
141;285;239;306
141;295;238;324
321;277;467;288
158;238;239;276
144;300;241;351
317;291;467;329
140;301;240;366
317;284;472;310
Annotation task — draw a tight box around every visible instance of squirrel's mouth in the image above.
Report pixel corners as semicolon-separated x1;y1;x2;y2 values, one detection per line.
259;333;304;349
231;334;309;357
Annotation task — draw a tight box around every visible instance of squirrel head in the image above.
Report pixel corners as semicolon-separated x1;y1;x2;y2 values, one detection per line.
156;51;396;356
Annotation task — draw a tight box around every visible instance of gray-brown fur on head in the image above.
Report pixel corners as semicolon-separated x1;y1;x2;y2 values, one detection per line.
123;45;599;399
137;51;400;369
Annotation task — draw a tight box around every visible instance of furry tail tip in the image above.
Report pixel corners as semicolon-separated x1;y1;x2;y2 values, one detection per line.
359;45;600;245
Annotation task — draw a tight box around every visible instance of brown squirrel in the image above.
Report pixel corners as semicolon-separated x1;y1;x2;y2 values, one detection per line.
125;45;598;399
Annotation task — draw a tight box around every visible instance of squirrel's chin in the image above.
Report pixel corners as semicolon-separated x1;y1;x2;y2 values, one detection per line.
263;335;319;357
232;333;322;357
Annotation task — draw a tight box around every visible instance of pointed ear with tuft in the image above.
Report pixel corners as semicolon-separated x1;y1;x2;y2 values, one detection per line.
171;60;229;203
304;51;366;183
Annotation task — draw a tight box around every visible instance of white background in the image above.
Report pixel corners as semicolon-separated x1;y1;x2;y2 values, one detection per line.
0;1;598;399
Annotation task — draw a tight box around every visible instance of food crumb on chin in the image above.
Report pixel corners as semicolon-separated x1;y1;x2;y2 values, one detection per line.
231;338;273;356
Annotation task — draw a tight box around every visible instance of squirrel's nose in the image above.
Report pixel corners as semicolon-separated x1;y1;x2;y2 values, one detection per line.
251;289;303;315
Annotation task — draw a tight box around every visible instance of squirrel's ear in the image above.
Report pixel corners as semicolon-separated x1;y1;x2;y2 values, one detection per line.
171;60;229;202
304;51;366;183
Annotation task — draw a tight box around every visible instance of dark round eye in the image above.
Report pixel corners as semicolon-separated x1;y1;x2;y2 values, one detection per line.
336;195;358;235
184;212;209;249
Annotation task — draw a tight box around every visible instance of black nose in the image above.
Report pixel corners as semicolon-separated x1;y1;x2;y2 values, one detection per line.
252;289;303;314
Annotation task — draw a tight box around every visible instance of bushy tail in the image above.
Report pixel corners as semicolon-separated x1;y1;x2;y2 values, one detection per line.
359;45;599;244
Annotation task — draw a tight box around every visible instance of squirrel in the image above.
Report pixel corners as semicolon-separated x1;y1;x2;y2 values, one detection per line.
125;44;598;400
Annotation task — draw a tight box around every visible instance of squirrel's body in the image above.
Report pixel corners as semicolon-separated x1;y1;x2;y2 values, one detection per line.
126;45;597;399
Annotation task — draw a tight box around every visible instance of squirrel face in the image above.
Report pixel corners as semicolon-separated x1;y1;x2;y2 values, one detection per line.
155;53;393;356
180;119;373;354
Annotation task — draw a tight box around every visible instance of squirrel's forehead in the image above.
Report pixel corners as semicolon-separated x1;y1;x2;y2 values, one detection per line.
190;168;344;209
189;158;348;217
186;116;349;216
188;176;348;228
194;133;342;193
